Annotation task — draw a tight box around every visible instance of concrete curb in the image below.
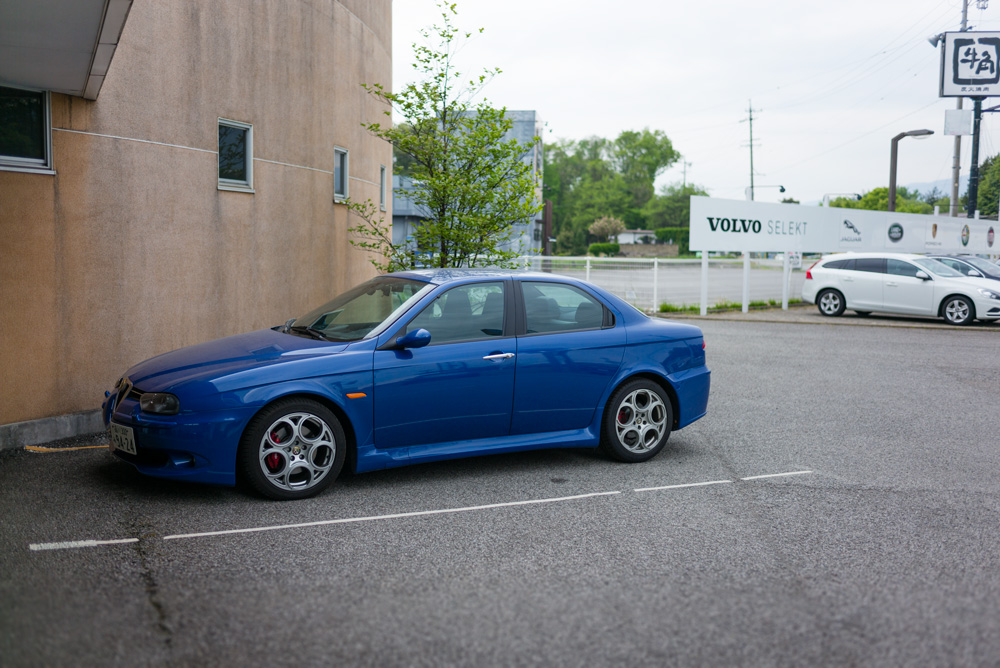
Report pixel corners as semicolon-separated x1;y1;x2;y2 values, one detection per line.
0;410;104;451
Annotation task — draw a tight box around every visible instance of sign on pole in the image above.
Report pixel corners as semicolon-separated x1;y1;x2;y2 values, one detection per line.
689;196;998;255
940;32;1000;98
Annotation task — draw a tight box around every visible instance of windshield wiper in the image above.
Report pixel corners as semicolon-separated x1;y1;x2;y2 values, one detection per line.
287;325;331;341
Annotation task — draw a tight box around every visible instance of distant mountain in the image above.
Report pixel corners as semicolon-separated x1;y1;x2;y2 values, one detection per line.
905;177;969;198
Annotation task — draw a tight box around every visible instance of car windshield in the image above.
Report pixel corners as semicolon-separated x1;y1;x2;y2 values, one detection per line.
291;276;433;342
962;256;1000;277
913;258;963;278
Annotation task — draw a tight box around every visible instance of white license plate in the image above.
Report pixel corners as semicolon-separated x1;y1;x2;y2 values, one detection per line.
109;422;137;456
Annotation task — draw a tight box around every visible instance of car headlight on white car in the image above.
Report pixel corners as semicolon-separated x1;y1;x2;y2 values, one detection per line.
139;393;180;415
977;288;1000;301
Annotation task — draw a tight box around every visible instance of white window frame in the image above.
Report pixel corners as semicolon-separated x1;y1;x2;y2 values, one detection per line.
334;146;349;201
379;164;387;210
0;86;53;174
218;118;253;193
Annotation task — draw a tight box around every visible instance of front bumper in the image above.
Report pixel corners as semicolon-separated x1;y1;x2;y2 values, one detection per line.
102;387;257;486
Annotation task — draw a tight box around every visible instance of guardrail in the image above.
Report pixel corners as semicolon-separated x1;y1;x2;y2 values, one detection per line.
511;256;803;312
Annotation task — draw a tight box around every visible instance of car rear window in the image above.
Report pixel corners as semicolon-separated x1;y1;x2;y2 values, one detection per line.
824;259;853;270
854;258;885;273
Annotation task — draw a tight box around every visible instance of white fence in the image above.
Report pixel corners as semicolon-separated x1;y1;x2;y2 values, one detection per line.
514;256;808;312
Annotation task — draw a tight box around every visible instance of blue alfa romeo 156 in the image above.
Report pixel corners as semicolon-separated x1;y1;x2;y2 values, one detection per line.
103;270;710;499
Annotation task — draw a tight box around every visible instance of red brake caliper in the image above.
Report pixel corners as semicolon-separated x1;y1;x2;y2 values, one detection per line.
265;452;281;472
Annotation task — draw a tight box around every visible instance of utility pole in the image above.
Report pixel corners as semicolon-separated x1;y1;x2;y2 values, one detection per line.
741;100;762;200
951;0;970;216
681;160;692;188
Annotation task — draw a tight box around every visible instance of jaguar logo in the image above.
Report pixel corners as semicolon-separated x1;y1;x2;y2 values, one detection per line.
843;220;860;235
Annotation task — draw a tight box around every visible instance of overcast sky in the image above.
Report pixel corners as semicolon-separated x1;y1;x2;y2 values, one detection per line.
391;0;1000;205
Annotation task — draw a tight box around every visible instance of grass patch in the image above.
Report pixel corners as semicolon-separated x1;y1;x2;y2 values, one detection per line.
658;298;804;313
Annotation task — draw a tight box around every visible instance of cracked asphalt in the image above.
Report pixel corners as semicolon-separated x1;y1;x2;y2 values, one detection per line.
2;315;999;667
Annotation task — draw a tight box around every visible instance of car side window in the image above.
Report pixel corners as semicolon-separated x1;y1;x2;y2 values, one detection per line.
886;259;921;277
939;259;969;274
854;258;885;273
522;282;605;334
406;282;505;345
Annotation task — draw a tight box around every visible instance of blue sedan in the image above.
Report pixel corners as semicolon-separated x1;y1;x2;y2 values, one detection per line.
103;270;711;500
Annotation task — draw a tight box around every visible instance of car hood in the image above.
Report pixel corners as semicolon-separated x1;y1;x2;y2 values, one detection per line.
940;275;1000;292
125;328;351;392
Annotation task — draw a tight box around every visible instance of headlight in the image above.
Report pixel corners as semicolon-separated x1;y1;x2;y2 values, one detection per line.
977;288;1000;300
139;393;180;415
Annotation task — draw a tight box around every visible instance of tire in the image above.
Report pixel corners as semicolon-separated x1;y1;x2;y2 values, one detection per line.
238;398;346;500
600;379;673;463
941;295;975;326
816;289;845;317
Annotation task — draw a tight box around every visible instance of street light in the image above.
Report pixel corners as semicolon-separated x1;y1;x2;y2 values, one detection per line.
744;185;786;201
822;193;862;207
889;129;933;212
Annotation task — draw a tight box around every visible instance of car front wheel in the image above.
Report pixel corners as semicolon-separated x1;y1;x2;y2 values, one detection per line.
942;295;975;326
600;379;672;463
816;289;846;317
238;398;346;500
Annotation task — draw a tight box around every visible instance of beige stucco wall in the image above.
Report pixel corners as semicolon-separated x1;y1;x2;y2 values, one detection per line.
0;0;392;425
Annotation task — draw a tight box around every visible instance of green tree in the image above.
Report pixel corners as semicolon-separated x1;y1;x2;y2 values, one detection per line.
544;130;679;254
828;187;932;214
641;183;708;229
348;2;541;270
588;216;626;242
974;154;1000;217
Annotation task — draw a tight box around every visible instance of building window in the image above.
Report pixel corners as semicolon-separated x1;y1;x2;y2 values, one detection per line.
334;147;349;201
218;118;253;192
380;164;387;210
0;85;52;172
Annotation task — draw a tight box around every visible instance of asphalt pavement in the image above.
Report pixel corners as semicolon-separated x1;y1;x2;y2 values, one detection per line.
2;313;999;666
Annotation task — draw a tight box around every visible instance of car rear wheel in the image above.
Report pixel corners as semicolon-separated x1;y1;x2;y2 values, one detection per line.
942;295;975;326
238;398;346;500
600;379;672;463
816;289;845;317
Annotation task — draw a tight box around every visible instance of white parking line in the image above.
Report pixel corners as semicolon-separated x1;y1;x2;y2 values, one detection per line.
162;491;622;541
29;538;139;551
740;470;813;481
26;470;816;552
634;479;732;493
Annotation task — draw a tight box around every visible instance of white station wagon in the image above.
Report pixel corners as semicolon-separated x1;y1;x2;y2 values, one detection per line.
802;252;1000;326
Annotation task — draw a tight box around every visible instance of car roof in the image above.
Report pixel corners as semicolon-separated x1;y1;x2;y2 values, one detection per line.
820;251;927;261
390;268;576;286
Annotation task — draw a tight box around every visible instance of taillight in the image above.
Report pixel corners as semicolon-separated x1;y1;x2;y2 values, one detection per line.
805;261;819;280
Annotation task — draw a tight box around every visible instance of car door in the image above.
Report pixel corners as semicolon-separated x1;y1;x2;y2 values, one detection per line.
510;280;625;436
841;257;885;308
882;259;935;315
372;280;515;449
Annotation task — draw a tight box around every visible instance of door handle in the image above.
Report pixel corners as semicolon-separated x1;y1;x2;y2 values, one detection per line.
482;352;515;360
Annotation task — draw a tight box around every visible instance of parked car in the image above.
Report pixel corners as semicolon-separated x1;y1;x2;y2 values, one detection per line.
103;270;711;499
926;254;1000;282
802;252;1000;326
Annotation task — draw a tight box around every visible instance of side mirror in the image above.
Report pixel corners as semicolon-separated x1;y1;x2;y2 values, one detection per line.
915;271;930;280
969;270;983;277
395;328;431;349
